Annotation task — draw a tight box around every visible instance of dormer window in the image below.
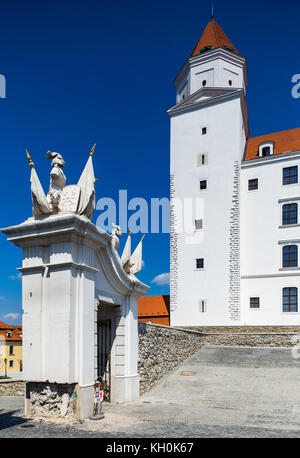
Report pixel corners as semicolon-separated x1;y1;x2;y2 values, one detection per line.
7;331;12;338
199;46;212;54
258;141;274;158
262;146;271;156
224;45;236;53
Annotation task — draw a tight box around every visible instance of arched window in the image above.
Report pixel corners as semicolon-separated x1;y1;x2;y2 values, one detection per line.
282;287;298;312
283;245;298;268
258;141;274;157
282;203;298;225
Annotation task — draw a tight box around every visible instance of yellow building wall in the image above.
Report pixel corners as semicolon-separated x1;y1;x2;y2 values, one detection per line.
0;341;22;376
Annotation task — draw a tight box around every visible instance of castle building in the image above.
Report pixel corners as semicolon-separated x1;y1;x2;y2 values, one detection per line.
169;18;300;326
0;321;22;376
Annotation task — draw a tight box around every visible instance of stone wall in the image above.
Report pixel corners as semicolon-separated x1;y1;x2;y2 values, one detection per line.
26;382;78;419
0;379;25;396
205;333;300;347
182;326;300;334
177;326;300;348
138;322;205;395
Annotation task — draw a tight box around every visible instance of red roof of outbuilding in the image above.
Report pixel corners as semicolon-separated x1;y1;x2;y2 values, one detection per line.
138;295;170;317
0;321;9;328
0;320;22;340
0;329;22;341
191;18;239;57
245;127;300;161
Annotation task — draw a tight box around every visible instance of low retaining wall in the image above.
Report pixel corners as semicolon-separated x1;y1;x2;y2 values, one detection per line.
182;326;300;334
205;333;300;347
138;322;205;395
0;379;25;396
177;326;300;348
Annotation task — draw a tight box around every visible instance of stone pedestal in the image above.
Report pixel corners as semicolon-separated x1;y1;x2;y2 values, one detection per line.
2;213;148;420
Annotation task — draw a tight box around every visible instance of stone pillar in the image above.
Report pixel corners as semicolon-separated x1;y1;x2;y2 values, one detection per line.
20;233;98;419
110;294;139;403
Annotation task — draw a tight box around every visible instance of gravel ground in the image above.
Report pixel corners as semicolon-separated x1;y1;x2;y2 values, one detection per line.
1;346;300;438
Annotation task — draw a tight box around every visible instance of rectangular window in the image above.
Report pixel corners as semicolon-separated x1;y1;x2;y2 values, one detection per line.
196;258;204;270
282;287;298;312
283;166;298;185
262;146;271;157
248;178;258;191
9;360;13;368
282;245;298;268
9;346;14;355
202;127;207;135
199;300;207;313
282;203;298;225
250;297;260;309
197;154;207;166
195;219;203;230
200;180;207;190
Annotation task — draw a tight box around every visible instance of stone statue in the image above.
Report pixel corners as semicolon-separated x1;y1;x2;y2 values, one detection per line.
111;223;122;250
121;234;144;276
46;151;66;211
27;146;96;220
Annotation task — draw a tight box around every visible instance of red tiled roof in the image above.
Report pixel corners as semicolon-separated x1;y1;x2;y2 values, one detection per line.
0;321;22;340
245;128;300;161
138;295;170;317
0;328;22;341
191;18;239;57
0;321;9;328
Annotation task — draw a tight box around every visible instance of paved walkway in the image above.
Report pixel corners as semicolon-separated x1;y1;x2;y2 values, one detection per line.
1;346;300;437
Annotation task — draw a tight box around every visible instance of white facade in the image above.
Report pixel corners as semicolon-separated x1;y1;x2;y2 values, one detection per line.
241;152;300;325
170;24;300;327
175;48;247;103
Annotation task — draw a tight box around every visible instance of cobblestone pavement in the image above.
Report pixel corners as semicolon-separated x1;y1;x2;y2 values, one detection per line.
1;346;300;438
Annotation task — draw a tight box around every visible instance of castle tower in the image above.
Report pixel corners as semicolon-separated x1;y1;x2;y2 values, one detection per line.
169;18;249;326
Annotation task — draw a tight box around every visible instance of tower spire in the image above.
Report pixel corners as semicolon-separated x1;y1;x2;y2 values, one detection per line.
190;18;239;57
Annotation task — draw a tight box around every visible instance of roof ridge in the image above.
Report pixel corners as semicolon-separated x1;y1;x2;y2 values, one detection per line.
245;127;300;161
250;126;300;140
212;19;220;47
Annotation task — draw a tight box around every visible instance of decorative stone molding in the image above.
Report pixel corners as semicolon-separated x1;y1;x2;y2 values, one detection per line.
170;174;178;313
229;161;240;321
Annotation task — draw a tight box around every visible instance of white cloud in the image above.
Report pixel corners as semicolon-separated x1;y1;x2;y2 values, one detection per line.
8;273;22;280
151;272;170;286
3;313;20;321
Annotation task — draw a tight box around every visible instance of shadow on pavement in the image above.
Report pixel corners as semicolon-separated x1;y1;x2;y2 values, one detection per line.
0;409;28;430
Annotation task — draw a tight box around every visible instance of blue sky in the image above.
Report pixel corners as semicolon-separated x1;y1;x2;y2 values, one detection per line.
0;0;299;324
